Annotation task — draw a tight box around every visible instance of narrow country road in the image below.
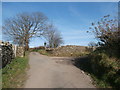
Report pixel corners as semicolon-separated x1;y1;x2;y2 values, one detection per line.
24;52;95;88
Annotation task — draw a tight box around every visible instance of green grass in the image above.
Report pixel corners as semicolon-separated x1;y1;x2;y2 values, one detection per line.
38;49;50;56
2;53;29;88
74;50;120;89
90;73;111;88
0;69;2;89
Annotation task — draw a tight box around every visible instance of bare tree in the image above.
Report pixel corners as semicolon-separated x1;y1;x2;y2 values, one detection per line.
43;24;63;48
89;15;120;57
3;12;48;51
89;15;119;48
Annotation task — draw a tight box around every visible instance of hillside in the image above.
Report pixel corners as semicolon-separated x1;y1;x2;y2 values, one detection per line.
51;45;88;57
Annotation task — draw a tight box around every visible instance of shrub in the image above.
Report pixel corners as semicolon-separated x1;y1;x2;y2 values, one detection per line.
89;49;120;88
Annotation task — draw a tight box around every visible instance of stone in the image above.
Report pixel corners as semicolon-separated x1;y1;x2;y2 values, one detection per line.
0;41;24;68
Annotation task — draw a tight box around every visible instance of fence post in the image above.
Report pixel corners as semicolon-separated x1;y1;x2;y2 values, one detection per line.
12;45;17;57
15;45;17;57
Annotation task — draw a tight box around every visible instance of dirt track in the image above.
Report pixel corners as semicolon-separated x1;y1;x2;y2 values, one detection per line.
24;52;95;88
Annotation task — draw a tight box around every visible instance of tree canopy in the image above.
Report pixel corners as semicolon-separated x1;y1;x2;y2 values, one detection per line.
3;12;48;50
43;24;64;48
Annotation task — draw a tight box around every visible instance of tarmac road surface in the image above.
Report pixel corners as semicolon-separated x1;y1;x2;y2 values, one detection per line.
24;52;95;88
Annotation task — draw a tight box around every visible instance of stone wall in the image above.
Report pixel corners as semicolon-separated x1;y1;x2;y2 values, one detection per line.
50;45;87;57
12;45;24;57
0;41;24;68
16;46;24;57
0;44;14;68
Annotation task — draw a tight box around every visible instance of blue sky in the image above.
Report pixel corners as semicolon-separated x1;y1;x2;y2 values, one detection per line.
1;2;118;47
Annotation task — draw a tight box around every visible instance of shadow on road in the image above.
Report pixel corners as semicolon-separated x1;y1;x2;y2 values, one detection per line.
73;56;92;74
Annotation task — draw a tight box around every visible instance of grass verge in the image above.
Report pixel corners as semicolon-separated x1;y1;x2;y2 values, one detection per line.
89;51;120;88
2;53;29;88
73;52;120;89
38;49;50;56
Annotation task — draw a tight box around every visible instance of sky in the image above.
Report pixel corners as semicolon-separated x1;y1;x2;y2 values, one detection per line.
1;0;119;2
1;2;118;47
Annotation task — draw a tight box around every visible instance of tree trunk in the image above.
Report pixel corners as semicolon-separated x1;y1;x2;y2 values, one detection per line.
24;33;29;51
25;41;29;51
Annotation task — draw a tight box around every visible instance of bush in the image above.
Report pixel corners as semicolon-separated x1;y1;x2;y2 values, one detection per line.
88;14;120;88
89;49;120;88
